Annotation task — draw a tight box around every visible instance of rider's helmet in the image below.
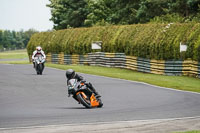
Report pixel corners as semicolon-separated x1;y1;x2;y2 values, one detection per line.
66;69;75;79
36;46;42;53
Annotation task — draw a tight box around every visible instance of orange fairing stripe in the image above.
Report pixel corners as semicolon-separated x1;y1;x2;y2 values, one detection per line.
90;94;99;107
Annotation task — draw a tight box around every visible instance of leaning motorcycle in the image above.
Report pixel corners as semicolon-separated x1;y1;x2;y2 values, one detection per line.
67;79;103;108
34;56;45;75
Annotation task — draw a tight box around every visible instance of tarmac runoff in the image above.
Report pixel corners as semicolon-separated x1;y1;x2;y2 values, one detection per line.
0;117;200;133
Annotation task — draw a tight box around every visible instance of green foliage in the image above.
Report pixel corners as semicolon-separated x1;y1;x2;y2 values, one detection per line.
27;23;200;61
174;131;200;133
136;0;167;23
150;13;186;23
47;0;89;30
84;0;112;26
0;29;37;51
47;0;200;29
168;0;200;17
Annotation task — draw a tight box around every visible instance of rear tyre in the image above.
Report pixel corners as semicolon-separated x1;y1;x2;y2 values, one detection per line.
97;99;103;108
39;70;42;75
76;93;92;108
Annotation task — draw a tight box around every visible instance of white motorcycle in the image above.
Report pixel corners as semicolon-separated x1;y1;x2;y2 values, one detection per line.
34;56;45;75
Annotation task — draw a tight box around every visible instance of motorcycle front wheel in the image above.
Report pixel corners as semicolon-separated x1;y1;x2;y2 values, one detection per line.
76;92;92;108
36;64;40;75
39;63;43;75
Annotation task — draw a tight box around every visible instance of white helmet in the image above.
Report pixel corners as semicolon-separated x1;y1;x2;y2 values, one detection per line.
36;46;42;53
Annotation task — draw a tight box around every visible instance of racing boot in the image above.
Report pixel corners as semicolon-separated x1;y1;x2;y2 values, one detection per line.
33;62;35;68
88;83;101;98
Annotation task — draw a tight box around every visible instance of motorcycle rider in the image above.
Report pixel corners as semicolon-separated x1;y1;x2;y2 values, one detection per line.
66;69;101;98
32;46;46;68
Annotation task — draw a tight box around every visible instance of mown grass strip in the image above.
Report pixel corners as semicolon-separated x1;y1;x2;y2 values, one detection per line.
0;60;30;64
46;63;200;93
0;49;28;59
173;131;200;133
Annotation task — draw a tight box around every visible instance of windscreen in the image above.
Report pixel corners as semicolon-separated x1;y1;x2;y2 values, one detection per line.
68;79;77;87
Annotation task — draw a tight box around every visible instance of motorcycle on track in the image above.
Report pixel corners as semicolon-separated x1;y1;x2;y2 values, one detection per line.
34;56;45;75
67;79;103;108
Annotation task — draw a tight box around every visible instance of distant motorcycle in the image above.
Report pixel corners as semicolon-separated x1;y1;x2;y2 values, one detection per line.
68;79;103;108
34;56;45;75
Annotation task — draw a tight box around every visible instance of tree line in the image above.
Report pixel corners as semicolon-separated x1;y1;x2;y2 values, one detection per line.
0;29;38;51
47;0;200;30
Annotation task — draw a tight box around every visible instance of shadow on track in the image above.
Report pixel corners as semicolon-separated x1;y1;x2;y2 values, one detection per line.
55;107;88;110
24;74;48;76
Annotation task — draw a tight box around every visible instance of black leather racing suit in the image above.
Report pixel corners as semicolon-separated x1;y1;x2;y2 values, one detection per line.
67;73;100;97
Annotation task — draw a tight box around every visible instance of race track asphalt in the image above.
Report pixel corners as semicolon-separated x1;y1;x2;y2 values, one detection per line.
0;64;200;128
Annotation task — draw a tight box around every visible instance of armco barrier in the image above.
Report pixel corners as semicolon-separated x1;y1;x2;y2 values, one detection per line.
150;59;165;75
101;53;126;68
125;56;137;71
198;63;200;78
137;57;151;73
46;53;52;63
71;55;79;64
58;52;64;64
51;54;59;64
34;52;200;78
88;52;105;66
80;55;89;65
182;60;196;77
64;55;72;64
165;60;183;76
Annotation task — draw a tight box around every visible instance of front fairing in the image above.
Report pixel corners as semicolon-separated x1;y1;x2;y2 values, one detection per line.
67;79;91;96
68;79;79;95
35;56;45;64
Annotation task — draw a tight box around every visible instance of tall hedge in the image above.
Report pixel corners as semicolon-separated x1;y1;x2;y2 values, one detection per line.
27;23;200;61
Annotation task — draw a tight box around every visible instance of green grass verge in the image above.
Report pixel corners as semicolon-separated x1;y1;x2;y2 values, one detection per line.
173;131;200;133
46;63;200;93
0;49;28;59
0;60;30;64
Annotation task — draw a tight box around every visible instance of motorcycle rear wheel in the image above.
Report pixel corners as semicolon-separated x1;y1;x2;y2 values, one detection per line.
97;98;103;108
